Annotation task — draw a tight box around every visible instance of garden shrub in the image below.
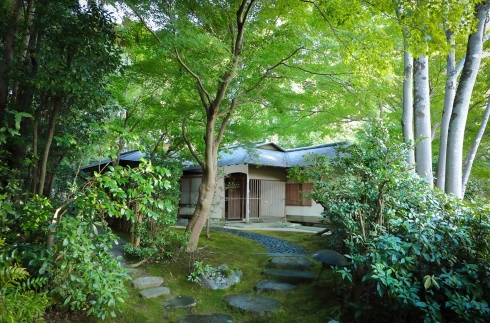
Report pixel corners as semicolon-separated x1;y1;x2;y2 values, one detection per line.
116;161;187;260
49;217;129;320
0;238;50;323
292;121;490;322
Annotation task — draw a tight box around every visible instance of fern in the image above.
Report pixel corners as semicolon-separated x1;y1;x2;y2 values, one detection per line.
0;238;50;322
0;264;29;291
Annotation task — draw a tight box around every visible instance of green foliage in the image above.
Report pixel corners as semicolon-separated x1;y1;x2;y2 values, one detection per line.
292;121;490;322
123;224;187;260
187;261;212;284
0;0;122;199
0;189;53;245
0;239;50;323
0;149;185;319
86;160;187;261
49;217;129;320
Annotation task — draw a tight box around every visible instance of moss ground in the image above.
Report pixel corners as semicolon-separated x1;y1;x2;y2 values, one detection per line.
83;229;341;323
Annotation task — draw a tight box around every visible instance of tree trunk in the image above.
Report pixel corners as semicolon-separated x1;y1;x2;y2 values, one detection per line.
436;31;460;190
19;0;35;63
0;0;23;121
38;98;61;196
462;97;490;195
185;149;218;251
445;0;490;198
401;49;415;167
31;105;42;195
133;203;143;248
43;172;55;198
413;54;433;186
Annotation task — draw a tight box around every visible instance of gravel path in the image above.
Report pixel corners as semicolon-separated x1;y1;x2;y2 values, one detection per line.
212;227;308;254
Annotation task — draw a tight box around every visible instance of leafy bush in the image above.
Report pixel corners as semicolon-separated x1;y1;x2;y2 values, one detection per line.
0;151;184;319
123;223;187;260
49;217;129;320
112;161;187;260
0;238;50;323
292;122;490;322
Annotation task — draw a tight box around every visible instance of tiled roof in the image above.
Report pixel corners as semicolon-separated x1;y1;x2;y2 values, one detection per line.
81;150;145;172
82;142;345;173
185;142;345;171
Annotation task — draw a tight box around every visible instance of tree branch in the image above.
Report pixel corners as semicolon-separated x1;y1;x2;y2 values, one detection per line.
172;48;212;110
300;0;354;58
216;98;238;144
239;46;305;98
182;118;203;168
127;3;162;43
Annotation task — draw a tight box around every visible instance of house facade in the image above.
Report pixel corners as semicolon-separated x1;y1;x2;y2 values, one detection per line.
180;142;343;224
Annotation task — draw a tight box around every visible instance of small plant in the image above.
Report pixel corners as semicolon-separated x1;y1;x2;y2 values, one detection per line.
187;261;212;283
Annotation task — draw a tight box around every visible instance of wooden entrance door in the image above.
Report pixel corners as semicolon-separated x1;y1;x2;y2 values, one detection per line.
225;173;246;220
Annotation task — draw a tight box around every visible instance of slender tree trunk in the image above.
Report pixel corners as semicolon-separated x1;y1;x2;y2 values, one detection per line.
395;0;414;167
43;172;55;197
19;0;35;63
31;105;42;195
462;97;490;195
401;49;415;167
413;54;433;186
445;0;490;198
436;31;459;190
38;98;61;196
185;122;218;251
0;0;23;121
185;167;217;251
133;203;143;248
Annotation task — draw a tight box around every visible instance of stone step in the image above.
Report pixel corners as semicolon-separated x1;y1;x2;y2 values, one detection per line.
223;294;281;316
139;286;170;299
254;280;297;293
262;268;316;284
179;313;233;323
125;268;146;278
132;276;163;289
163;296;197;309
266;256;313;271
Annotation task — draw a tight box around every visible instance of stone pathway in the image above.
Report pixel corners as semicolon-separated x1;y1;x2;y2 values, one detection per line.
114;228;319;322
216;229;318;318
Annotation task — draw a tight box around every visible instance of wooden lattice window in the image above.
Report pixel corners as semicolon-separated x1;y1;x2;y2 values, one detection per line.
285;183;312;206
179;175;202;206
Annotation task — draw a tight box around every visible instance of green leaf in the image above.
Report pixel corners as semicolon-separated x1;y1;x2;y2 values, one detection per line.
63;296;72;306
423;275;431;290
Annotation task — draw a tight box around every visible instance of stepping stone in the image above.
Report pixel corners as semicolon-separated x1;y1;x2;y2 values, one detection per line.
140;287;170;299
254;280;297;293
267;256;313;270
179;313;233;323
223;294;281;316
163;296;197;309
132;276;163;289
125;268;145;277
262;269;316;284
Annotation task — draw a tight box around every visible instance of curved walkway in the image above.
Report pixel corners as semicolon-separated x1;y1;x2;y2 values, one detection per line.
212;227;308;254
